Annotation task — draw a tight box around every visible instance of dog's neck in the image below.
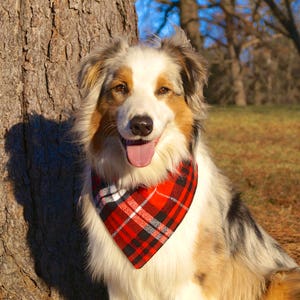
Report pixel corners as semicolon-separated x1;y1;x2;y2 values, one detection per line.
92;157;196;190
91;145;193;190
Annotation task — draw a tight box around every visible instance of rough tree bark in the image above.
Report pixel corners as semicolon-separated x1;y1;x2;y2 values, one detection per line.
0;1;137;299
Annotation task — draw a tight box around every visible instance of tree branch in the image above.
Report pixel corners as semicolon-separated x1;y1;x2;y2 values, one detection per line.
262;0;300;53
156;0;179;6
197;3;220;10
263;0;288;28
219;2;263;38
155;4;177;35
264;20;289;37
204;32;227;48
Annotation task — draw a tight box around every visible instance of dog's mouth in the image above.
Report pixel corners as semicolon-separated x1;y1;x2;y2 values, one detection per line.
121;137;159;168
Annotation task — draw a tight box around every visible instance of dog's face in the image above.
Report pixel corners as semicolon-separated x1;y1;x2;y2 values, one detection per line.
76;31;207;187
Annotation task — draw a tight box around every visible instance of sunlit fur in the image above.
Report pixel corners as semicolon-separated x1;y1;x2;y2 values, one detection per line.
75;30;300;300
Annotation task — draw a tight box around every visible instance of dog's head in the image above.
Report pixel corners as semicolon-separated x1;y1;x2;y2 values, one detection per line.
75;30;207;188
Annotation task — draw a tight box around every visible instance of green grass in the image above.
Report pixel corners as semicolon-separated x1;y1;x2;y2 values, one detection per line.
205;105;300;207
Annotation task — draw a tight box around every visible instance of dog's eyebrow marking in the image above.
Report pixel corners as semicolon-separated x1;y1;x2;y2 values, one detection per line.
111;66;133;90
155;73;182;96
156;74;173;89
100;66;133;101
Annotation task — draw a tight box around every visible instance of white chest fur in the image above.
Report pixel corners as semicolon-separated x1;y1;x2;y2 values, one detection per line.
81;153;214;300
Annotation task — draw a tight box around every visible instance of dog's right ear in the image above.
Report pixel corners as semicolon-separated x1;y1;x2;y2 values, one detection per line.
78;38;129;96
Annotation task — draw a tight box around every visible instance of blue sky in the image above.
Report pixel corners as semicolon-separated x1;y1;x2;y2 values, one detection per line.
135;0;179;39
135;0;225;46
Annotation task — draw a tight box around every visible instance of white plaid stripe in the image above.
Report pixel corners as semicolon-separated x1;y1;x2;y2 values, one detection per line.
95;185;127;211
155;190;190;211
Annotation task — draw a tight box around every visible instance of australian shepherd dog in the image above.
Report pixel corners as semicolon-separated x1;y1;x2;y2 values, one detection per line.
74;30;300;299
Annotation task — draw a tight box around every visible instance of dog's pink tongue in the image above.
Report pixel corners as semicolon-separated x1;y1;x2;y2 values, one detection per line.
126;141;155;167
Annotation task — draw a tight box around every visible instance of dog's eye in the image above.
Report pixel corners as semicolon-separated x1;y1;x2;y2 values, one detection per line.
113;83;128;94
157;87;170;95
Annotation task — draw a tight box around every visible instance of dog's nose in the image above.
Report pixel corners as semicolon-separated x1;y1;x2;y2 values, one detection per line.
130;115;153;136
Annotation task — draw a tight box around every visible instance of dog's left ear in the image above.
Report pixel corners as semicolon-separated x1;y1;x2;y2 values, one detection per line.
161;29;208;145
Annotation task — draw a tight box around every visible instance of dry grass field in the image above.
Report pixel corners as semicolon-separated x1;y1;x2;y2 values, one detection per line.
205;105;300;264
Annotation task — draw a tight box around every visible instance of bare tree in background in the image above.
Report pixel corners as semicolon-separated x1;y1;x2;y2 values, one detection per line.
179;0;203;51
250;37;300;105
221;0;247;106
0;0;137;299
262;0;300;54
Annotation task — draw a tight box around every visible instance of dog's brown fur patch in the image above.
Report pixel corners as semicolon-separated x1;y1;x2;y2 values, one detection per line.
263;269;300;300
166;96;193;142
89;66;133;153
155;74;176;94
82;61;103;91
155;74;193;143
111;66;133;90
90;110;118;153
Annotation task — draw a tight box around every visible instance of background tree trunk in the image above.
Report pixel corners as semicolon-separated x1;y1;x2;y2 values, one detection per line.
222;0;247;106
228;44;247;106
0;1;137;299
179;0;203;51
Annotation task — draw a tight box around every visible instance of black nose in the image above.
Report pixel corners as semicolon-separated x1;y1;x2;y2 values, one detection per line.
130;115;153;137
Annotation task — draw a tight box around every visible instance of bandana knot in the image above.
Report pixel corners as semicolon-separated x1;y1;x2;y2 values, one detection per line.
92;160;198;269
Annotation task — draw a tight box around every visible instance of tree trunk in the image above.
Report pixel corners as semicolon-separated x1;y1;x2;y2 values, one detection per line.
0;1;137;299
179;0;203;51
222;0;247;106
228;44;247;106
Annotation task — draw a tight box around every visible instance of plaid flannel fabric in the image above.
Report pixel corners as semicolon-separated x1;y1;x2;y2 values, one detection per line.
92;160;198;269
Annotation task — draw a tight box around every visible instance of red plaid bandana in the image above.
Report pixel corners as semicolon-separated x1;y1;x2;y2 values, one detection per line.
91;160;198;269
